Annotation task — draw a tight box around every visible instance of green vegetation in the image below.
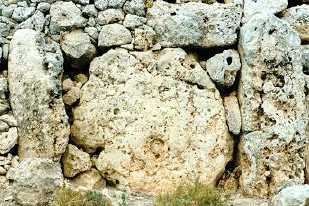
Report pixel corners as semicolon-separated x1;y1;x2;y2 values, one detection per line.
155;182;227;206
52;187;111;206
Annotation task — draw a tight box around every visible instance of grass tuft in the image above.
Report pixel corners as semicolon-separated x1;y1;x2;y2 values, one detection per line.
155;181;227;206
52;187;111;206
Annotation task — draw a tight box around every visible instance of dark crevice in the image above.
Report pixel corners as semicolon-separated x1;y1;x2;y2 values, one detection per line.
181;79;205;90
183;43;238;62
216;133;241;190
0;58;8;72
287;0;302;8
165;0;176;3
9;144;18;156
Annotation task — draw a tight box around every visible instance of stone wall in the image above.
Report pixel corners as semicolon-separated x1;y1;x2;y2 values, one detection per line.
0;0;309;205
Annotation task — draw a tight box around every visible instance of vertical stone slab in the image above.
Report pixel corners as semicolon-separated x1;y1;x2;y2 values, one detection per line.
8;29;70;161
238;13;308;197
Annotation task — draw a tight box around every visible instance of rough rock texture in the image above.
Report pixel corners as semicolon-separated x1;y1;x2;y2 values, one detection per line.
60;30;96;68
67;168;106;190
0;128;18;155
147;1;242;48
49;1;87;34
238;13;307;197
272;185;309;206
303;45;309;74
8;29;70;160
283;5;309;42
72;48;232;194
205;49;241;87
62;144;92;177
7;158;63;206
243;0;288;21
224;93;241;135
98;24;132;48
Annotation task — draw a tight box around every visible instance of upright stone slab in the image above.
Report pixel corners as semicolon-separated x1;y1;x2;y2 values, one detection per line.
72;48;233;194
238;13;308;197
8;29;70;161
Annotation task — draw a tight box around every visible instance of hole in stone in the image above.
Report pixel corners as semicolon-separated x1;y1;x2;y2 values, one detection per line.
288;94;294;99
165;0;176;3
170;12;176;16
261;71;267;80
226;57;232;65
190;64;195;69
113;108;120;115
268;29;276;35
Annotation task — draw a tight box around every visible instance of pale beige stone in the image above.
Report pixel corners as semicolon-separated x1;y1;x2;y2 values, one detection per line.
239;13;307;197
72;48;232;195
62;144;91;178
8;29;70;160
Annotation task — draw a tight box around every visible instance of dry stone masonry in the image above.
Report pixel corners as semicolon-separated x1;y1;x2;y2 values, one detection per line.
0;0;309;205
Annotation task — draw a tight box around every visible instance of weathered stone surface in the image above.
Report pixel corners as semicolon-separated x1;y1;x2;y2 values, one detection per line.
8;29;70;160
7;158;63;206
224;93;241;135
283;5;309;42
16;10;45;32
98;24;132;48
94;0;126;10
72;48;232;194
97;9;124;25
229;194;270;206
11;7;35;22
205;49;241;87
243;0;287;21
272;185;309;206
60;30;96;68
63;87;80;106
133;25;156;50
68;168;106;190
303;45;309;74
62;144;91;177
147;1;242;48
123;14;147;29
49;1;87;34
0;127;18;154
123;0;145;16
238;13;307;197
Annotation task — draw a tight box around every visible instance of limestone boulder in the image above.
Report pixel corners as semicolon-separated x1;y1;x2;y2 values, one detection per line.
7;158;63;206
60;30;96;69
243;0;287;21
98;24;132;48
62;144;92;177
69;168;106;190
283;5;309;42
146;1;242;48
72;48;232;195
8;29;70;160
49;1;87;34
272;185;309;206
0;127;18;154
238;13;307;197
205;49;241;87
